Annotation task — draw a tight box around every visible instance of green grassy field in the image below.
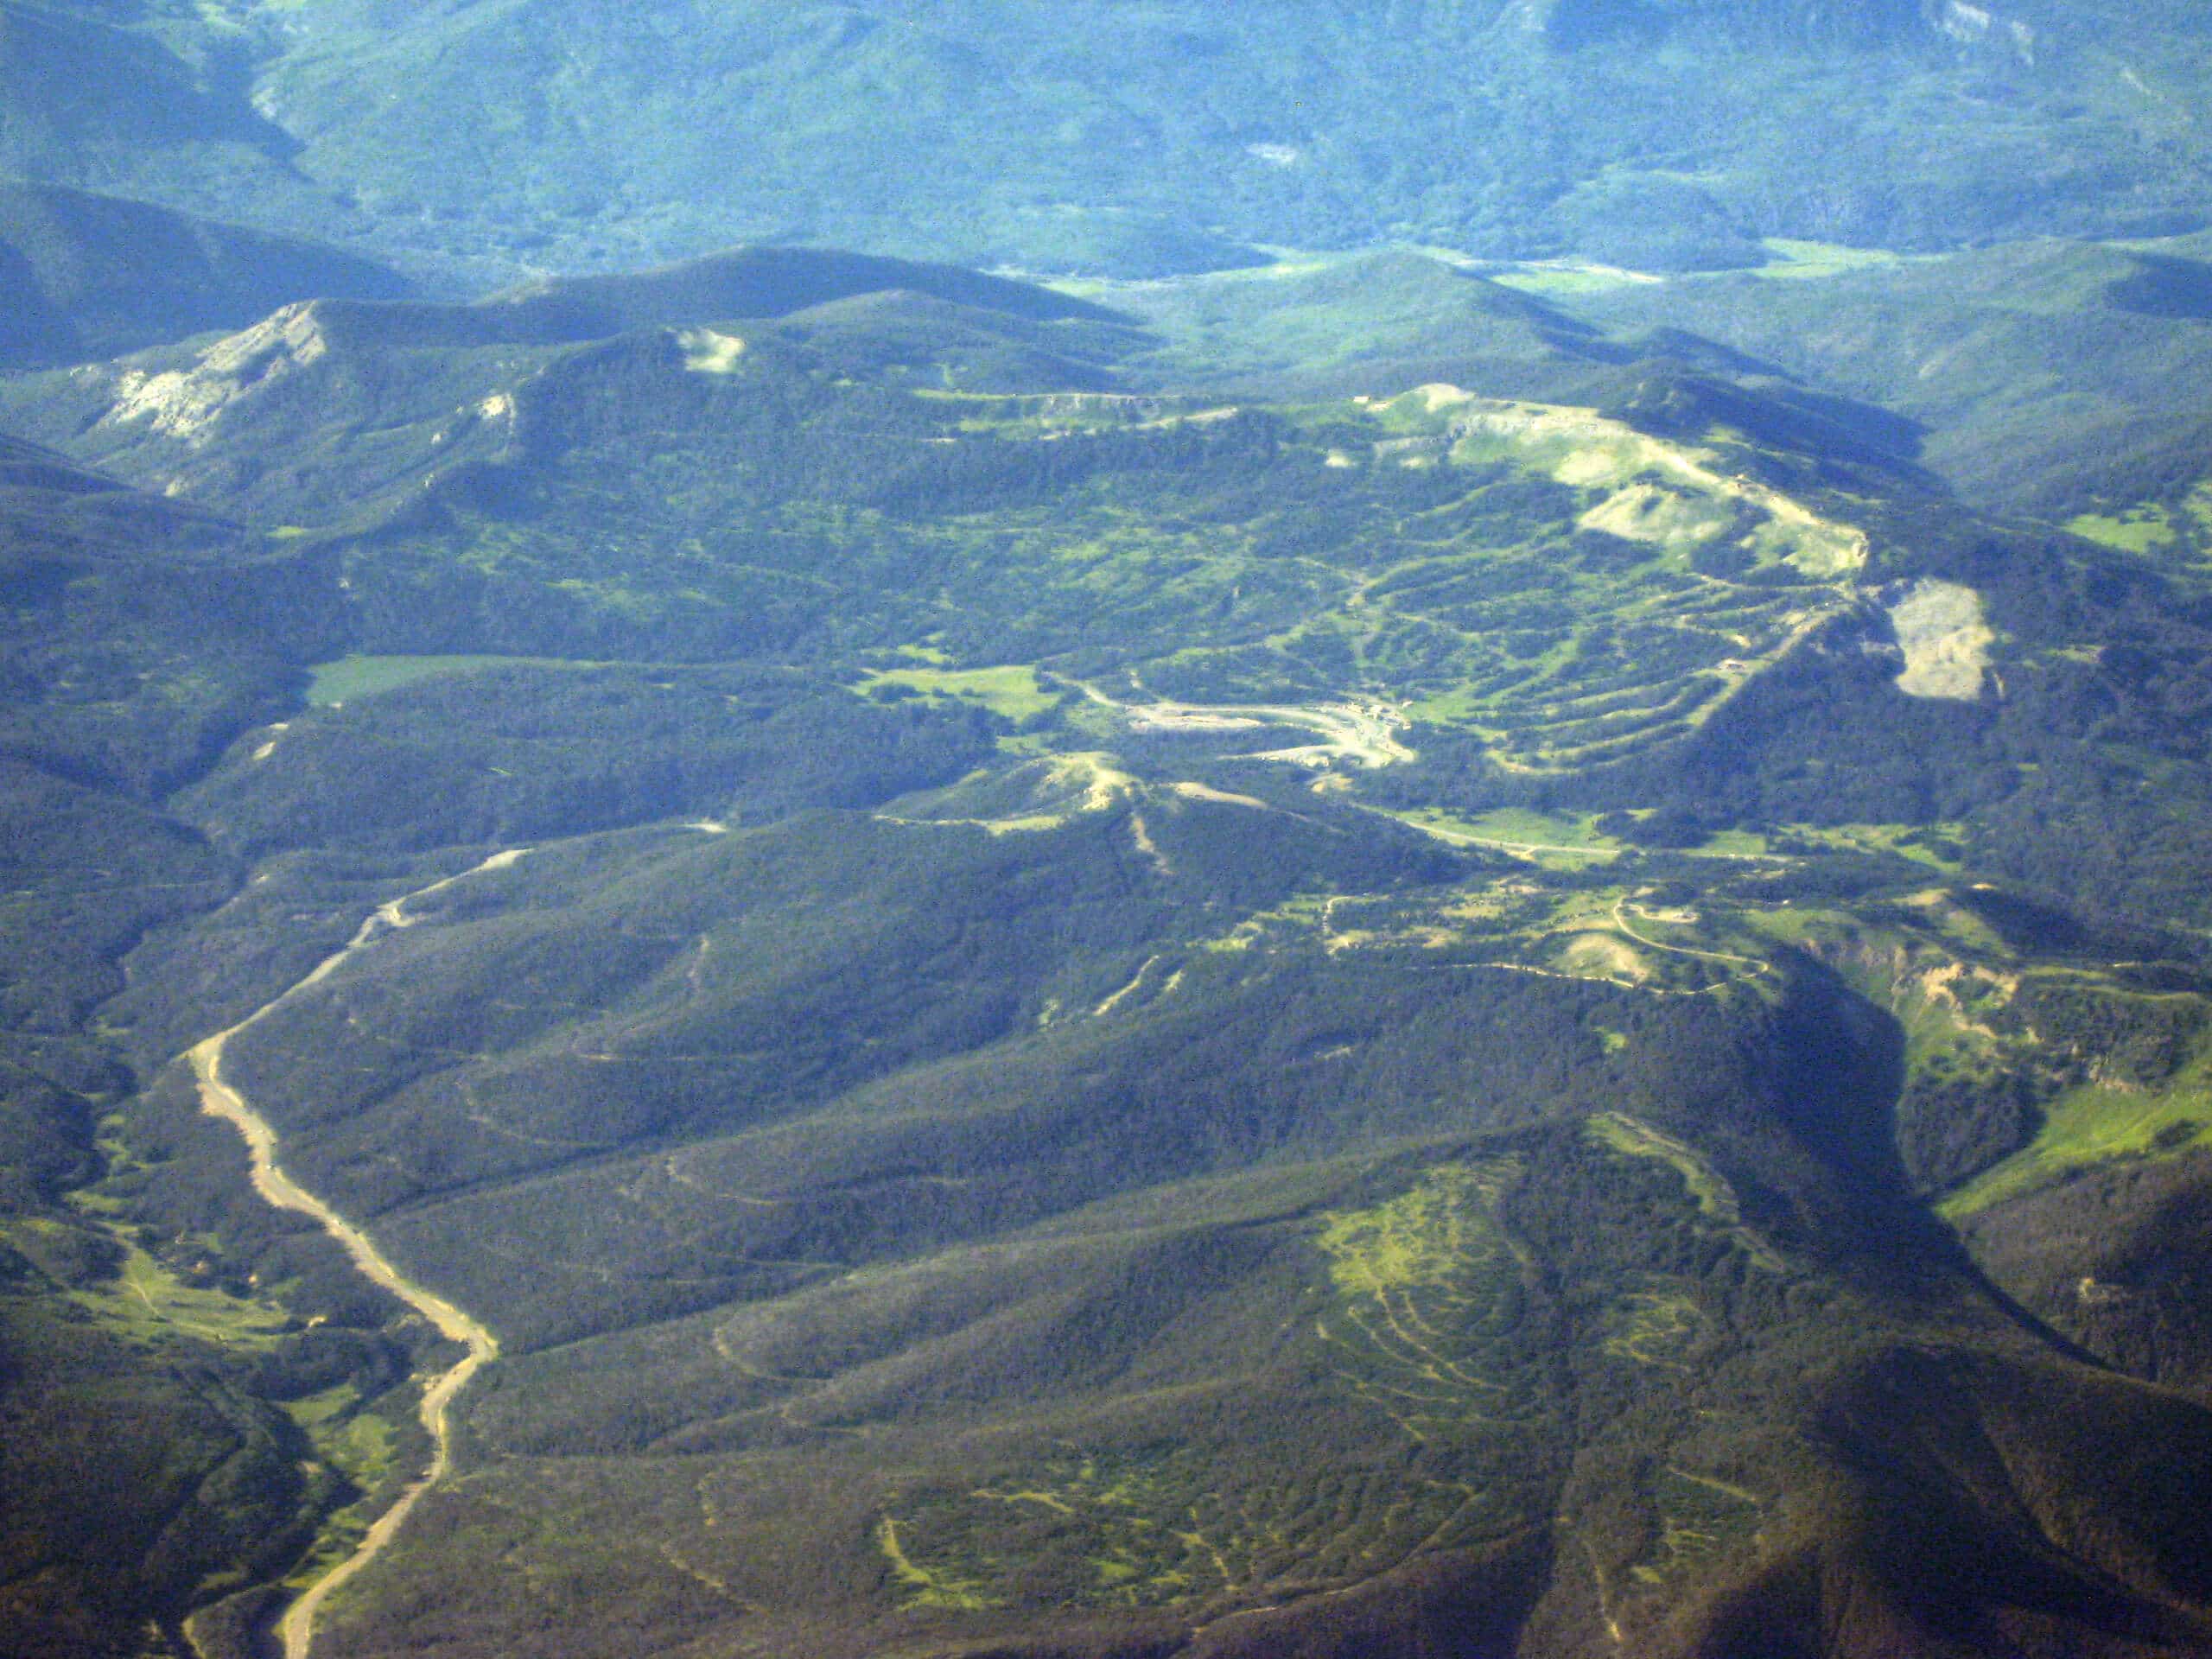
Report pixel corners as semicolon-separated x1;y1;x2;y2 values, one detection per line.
281;1386;406;1587
1375;806;1622;868
1942;1054;2212;1219
2068;508;2179;554
857;663;1063;721
1751;238;1916;282
62;1231;296;1351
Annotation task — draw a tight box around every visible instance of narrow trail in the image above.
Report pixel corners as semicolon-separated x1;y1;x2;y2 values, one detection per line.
188;849;524;1659
1610;898;1773;979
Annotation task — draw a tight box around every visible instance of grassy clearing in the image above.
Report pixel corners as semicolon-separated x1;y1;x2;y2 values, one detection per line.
1751;238;1912;281
1941;1052;2212;1218
1484;261;1665;296
1586;1116;1732;1219
1555;931;1651;984
55;1119;297;1351
877;1516;1000;1611
1403;683;1499;727
2068;507;2179;554
65;1235;296;1351
279;1388;405;1583
1457;807;1618;850
1784;822;1967;872
1316;1162;1498;1302
1197;890;1346;953
859;663;1061;721
878;752;1135;836
1376;805;1621;868
1695;828;1770;857
288;1385;399;1489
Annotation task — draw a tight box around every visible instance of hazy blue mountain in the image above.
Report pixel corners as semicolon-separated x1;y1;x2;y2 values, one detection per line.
5;0;2209;288
0;181;411;367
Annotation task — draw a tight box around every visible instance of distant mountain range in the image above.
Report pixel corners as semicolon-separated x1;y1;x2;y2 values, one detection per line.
0;181;410;368
4;0;2209;287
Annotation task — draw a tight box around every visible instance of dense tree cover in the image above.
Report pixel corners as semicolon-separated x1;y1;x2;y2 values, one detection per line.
1960;1149;2212;1393
8;250;2212;1659
184;664;1001;857
0;454;467;1659
0;1296;313;1658
0;181;412;370
1893;1063;2041;1197
9;0;2211;295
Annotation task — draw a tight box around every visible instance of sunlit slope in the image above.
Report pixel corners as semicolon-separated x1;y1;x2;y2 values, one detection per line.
27;254;2205;926
0;270;1981;792
1558;237;2212;514
124;606;2212;1659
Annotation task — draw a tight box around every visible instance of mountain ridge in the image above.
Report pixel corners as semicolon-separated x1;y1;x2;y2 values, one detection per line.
3;10;2212;1659
5;0;2207;289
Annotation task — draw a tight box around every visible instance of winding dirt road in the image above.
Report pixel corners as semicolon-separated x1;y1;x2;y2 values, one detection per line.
189;850;522;1659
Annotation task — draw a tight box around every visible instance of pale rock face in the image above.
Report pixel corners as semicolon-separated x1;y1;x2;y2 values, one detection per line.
1940;0;1995;40
677;328;746;374
1889;579;1995;701
103;302;332;447
1936;1;2037;62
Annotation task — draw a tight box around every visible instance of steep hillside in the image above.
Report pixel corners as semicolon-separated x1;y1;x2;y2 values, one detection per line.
0;446;449;1659
7;0;2212;1649
0;181;411;369
1548;237;2212;513
0;246;1149;525
4;264;2211;1656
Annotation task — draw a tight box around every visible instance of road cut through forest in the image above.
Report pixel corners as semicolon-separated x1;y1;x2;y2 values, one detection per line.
188;852;523;1659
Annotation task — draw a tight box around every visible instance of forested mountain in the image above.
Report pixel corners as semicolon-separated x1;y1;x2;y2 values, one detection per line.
11;0;2212;512
0;242;2209;1657
0;181;410;369
4;0;2210;288
6;5;2212;1658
